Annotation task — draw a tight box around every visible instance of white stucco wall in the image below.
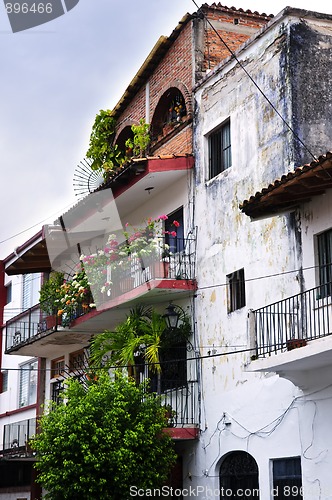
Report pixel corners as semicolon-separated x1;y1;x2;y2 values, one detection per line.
187;8;332;500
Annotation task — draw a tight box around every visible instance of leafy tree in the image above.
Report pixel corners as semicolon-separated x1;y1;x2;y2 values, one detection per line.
32;374;176;500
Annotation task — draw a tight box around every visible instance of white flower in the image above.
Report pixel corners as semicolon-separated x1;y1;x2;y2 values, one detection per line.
89;303;96;308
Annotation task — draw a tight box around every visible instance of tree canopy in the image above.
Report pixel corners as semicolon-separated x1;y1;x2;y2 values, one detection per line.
32;373;176;500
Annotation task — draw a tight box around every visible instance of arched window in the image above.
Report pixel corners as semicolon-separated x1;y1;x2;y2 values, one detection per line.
151;88;187;141
219;451;259;499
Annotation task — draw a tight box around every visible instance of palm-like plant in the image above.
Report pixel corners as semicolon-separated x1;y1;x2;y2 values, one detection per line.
90;304;190;394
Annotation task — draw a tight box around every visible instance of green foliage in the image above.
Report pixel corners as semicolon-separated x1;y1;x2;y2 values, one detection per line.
90;305;191;382
39;271;64;314
32;374;176;500
86;109;126;175
90;305;167;375
125;118;150;157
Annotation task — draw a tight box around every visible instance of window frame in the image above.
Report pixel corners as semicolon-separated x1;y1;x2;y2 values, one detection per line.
272;456;303;499
18;359;38;408
208;119;232;180
316;228;332;298
5;282;12;305
227;268;246;313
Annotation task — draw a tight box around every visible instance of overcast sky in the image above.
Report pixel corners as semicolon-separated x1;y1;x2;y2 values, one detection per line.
1;0;332;259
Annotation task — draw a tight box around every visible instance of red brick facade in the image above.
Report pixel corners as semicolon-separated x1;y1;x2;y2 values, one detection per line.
113;5;272;158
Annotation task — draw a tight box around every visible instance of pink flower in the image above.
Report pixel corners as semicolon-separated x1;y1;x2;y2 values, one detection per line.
159;214;168;220
170;231;177;237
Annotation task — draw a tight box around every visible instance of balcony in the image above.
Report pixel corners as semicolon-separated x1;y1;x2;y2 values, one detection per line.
154;380;199;440
5;237;197;358
1;418;36;459
249;281;332;383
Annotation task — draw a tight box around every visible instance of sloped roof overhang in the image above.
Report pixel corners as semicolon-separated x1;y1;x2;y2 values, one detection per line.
240;152;332;219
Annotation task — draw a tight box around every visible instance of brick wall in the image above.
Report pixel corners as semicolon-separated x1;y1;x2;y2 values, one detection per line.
203;6;272;71
114;6;271;156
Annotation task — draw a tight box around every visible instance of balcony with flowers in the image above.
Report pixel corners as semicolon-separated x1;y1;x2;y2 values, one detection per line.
5;216;197;358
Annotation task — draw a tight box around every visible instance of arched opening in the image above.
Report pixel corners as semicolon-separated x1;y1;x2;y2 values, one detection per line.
151;87;187;141
219;451;259;499
115;125;134;155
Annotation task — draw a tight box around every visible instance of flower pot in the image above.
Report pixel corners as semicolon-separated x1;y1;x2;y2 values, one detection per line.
287;338;307;351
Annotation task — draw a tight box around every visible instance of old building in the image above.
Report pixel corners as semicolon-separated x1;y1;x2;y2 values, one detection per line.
193;5;332;499
8;3;332;498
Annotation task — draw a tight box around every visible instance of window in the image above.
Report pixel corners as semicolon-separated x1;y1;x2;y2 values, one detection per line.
272;457;302;499
1;370;8;393
165;207;184;254
51;380;64;405
5;282;12;304
227;268;245;312
51;357;65;378
208;119;231;179
317;229;332;297
22;273;33;310
19;360;38;407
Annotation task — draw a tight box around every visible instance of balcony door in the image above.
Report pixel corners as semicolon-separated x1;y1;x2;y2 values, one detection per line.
165;207;184;254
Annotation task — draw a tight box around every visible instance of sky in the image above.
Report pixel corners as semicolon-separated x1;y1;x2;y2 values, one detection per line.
1;0;332;259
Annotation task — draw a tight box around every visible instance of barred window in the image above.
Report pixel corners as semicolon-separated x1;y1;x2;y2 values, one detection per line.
208;119;231;179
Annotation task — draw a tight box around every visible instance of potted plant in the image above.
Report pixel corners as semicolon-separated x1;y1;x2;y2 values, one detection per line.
125;118;150;158
286;338;307;351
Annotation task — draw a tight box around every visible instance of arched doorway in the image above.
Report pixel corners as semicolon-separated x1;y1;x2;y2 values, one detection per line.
219;451;259;499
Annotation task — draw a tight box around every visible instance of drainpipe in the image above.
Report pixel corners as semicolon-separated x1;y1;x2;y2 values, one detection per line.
145;82;150;124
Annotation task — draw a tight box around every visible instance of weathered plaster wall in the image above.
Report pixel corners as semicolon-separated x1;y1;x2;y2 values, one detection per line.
290;17;332;165
184;10;332;497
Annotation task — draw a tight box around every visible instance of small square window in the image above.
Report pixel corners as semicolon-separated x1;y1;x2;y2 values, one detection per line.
51;357;65;378
208;119;232;179
227;268;245;313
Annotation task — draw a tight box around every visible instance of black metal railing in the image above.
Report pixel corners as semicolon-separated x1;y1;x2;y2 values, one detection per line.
254;281;332;357
144;379;198;427
2;418;36;456
98;235;196;302
5;304;61;352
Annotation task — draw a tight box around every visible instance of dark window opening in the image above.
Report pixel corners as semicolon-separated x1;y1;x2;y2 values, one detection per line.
272;457;303;499
150;343;187;394
227;268;246;312
5;282;12;304
52;380;64;405
150;88;187;141
220;451;259;499
165;207;184;254
208;119;231;179
317;228;332;298
1;370;8;393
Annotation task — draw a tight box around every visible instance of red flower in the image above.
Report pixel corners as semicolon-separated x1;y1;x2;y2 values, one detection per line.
173;220;180;227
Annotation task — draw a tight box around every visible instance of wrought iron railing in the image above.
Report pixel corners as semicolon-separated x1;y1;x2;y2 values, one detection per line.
254;281;332;357
2;418;36;456
144;379;198;427
5;304;54;351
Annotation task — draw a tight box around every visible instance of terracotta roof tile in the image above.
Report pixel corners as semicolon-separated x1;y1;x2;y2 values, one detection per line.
240;151;332;218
